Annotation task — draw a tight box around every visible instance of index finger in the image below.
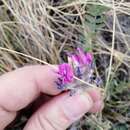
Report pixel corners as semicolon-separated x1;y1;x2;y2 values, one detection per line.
0;65;61;112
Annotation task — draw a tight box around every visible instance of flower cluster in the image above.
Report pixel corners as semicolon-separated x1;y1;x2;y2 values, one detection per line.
69;48;93;79
56;47;102;93
56;63;73;90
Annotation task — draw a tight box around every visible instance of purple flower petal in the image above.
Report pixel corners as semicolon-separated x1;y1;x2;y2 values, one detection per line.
71;54;81;66
77;47;87;64
58;63;74;84
95;77;102;86
76;47;93;65
75;66;82;79
85;52;93;64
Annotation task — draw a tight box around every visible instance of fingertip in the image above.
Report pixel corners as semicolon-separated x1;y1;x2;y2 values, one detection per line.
33;65;62;95
0;65;62;112
87;88;102;102
89;100;104;113
86;88;104;113
24;92;94;130
61;92;94;121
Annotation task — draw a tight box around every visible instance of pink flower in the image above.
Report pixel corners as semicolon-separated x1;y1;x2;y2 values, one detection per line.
70;48;93;66
56;47;101;94
85;52;93;64
58;63;74;84
71;54;81;66
77;48;87;64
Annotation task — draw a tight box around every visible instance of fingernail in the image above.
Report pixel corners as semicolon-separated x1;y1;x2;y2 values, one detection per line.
61;93;93;121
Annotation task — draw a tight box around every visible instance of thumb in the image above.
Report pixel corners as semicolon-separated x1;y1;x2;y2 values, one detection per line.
24;92;93;130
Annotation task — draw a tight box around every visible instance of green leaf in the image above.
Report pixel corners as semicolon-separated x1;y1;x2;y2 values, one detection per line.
85;47;92;52
111;123;128;130
87;5;109;16
81;4;110;51
84;4;109;33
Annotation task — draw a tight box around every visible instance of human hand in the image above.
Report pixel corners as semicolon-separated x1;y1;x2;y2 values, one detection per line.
0;65;103;130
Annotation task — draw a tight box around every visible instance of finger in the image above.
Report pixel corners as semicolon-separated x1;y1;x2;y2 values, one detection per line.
89;100;104;113
0;65;61;112
87;88;101;102
0;107;16;130
24;91;94;130
87;88;104;113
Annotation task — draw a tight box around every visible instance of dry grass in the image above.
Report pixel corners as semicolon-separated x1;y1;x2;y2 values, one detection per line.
0;0;130;130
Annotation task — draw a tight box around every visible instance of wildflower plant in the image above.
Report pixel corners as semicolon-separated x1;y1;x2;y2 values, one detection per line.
56;47;102;95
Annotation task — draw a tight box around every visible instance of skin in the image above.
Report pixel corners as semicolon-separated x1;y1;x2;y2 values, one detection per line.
0;65;103;130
